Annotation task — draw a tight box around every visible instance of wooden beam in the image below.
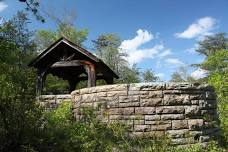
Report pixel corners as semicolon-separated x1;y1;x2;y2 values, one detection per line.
51;60;83;68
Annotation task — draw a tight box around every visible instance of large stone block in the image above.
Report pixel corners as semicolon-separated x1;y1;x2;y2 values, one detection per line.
129;83;165;91
164;94;190;105
81;94;97;102
161;114;184;120
199;100;217;109
156;106;185;114
135;107;155;114
140;98;162;106
107;91;128;97
151;121;172;131
134;125;151;132
119;96;139;103
119;102;140;107
172;120;188;129
185;105;200;116
188;119;204;130
167;129;189;138
107;108;135;115
145;115;160;121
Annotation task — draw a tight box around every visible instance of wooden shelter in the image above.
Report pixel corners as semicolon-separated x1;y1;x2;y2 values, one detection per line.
29;37;118;96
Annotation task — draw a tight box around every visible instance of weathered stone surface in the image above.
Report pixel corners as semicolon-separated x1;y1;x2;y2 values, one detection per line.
161;114;184;120
148;91;163;98
199;100;217;109
81;94;96;102
134;119;145;125
96;92;107;97
109;115;124;120
135;107;155;114
191;100;199;105
171;137;196;145
119;96;139;103
119;102;140;107
107;91;127;97
185;106;200;116
145;115;160;121
188;119;204;130
69;82;219;147
172;120;188;129
128;91;148;95
129;83;165;91
134;125;150;132
164;94;190;105
166;83;192;90
140;98;162;106
167;129;189;138
156;106;185;114
151;121;172;131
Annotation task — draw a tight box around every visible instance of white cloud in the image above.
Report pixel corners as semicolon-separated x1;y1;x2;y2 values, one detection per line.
125;44;164;65
158;49;172;58
120;29;153;51
165;58;185;66
175;17;216;39
191;68;207;79
119;29;167;65
0;2;8;12
186;44;199;54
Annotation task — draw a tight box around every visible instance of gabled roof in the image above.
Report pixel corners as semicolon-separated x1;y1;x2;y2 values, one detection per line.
29;37;118;78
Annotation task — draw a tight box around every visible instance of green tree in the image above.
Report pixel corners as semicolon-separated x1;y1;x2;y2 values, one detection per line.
0;12;43;151
196;33;228;57
118;64;141;83
36;23;88;51
194;33;228;145
0;11;37;66
142;69;159;82
201;50;228;143
170;66;195;82
18;0;45;22
93;34;127;73
93;34;141;83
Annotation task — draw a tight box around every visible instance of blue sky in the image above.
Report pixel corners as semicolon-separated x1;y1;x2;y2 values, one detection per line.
1;0;228;81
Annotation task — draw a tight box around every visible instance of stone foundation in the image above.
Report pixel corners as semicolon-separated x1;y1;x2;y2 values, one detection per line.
71;83;220;146
40;94;71;110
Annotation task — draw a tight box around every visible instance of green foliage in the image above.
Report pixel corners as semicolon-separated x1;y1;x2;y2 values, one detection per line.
41;102;226;152
194;33;228;145
196;33;228;57
93;33;127;73
201;50;228;73
36;23;88;51
142;69;159;82
202;50;228;144
18;0;45;23
93;34;141;84
117;64;141;83
0;64;43;152
43;75;69;94
170;66;196;82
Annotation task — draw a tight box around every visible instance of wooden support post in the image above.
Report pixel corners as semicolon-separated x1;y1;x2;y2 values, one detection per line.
36;68;48;98
85;64;96;87
36;70;43;97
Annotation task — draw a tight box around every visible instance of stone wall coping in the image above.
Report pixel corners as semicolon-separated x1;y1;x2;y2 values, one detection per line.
71;82;214;95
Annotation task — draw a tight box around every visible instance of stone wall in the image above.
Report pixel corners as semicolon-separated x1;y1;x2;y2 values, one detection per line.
40;94;71;110
71;83;220;146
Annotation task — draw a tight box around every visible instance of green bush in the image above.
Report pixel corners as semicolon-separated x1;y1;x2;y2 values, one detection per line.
41;102;227;152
